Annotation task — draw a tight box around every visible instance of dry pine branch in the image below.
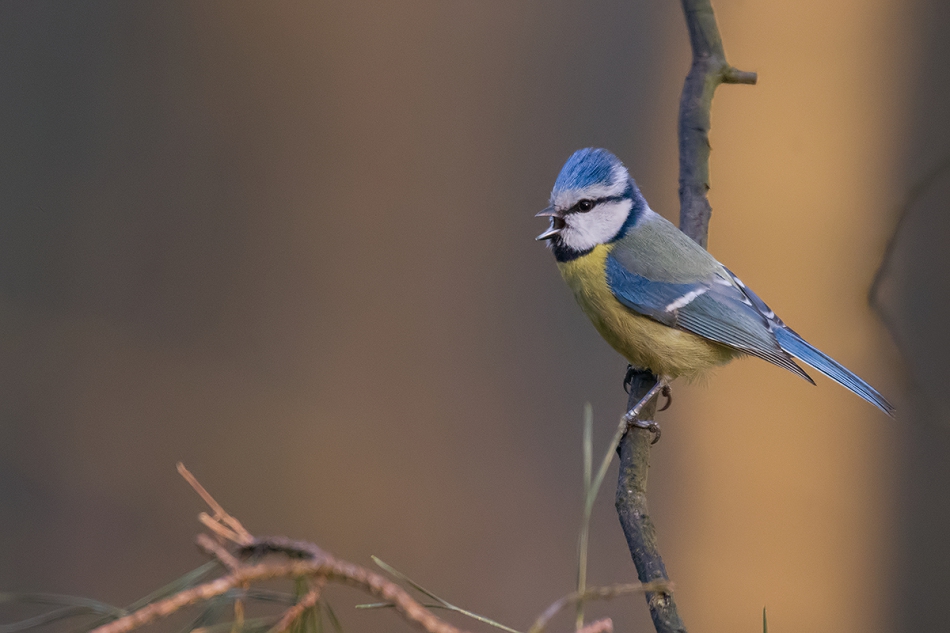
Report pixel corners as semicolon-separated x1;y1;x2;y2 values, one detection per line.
81;464;658;633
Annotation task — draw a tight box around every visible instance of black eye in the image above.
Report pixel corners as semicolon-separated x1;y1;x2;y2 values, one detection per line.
577;199;595;212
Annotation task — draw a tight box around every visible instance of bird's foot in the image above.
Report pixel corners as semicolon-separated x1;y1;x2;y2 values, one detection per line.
628;418;662;444
622;376;669;445
623;365;635;394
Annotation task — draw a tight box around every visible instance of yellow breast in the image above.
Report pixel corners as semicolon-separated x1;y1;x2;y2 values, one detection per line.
556;245;737;378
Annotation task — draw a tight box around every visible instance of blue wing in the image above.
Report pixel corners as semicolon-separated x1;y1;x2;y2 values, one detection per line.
605;254;813;381
717;271;894;415
606;254;895;415
771;327;895;415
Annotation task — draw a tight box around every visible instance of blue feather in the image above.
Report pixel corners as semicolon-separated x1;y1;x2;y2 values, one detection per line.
773;327;895;416
606;254;814;382
552;148;621;194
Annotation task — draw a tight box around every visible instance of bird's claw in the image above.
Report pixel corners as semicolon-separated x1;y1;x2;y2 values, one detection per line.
623;365;658;395
628;418;662;444
623;365;636;394
658;385;673;412
622;373;668;445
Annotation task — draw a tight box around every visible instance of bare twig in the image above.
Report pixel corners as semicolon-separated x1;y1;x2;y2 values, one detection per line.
528;581;668;633
89;540;466;633
231;593;245;633
196;535;242;573
245;536;327;561
197;513;248;545
178;463;254;546
194;534;246;633
616;375;682;633
677;0;757;248
269;579;326;633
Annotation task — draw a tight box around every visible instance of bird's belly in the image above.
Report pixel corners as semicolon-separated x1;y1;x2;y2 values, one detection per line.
557;246;736;378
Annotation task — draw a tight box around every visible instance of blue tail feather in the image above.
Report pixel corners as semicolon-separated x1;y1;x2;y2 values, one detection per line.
773;327;895;417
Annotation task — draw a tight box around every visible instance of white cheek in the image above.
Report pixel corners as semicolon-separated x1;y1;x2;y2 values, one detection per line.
560;199;631;251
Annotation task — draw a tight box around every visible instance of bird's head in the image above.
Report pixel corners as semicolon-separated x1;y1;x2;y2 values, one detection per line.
536;148;643;259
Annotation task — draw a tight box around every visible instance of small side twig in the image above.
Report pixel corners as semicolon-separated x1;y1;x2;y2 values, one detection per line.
527;581;669;633
270;579;326;633
196;535;241;573
194;533;247;633
178;462;254;547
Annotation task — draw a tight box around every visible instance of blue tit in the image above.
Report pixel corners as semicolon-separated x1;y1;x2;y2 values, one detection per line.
536;148;894;416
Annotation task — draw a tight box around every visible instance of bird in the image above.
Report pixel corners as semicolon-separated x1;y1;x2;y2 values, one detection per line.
536;147;894;417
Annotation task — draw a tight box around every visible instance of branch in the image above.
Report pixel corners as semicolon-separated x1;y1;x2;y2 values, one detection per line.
89;556;464;633
528;581;669;633
614;2;755;632
677;0;757;247
615;374;684;633
271;580;325;633
86;465;469;633
195;534;241;573
82;465;638;633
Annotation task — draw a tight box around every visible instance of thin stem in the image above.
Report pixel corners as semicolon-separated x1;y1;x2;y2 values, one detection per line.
528;581;667;633
576;383;664;629
372;557;521;633
575;403;595;630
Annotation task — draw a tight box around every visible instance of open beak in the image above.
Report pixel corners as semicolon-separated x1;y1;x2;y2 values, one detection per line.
535;206;565;241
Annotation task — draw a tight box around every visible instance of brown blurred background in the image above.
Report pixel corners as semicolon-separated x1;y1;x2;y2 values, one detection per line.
0;1;947;632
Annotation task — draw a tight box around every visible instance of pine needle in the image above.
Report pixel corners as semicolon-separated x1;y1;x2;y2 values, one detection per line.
370;557;522;633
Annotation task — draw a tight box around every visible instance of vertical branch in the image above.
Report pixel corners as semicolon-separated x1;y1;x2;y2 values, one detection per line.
677;0;757;247
614;2;755;632
616;372;684;633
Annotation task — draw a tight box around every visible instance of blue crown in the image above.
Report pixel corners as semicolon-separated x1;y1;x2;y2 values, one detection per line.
552;148;624;196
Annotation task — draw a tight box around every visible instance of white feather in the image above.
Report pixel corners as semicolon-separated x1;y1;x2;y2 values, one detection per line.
558;198;632;252
664;288;707;312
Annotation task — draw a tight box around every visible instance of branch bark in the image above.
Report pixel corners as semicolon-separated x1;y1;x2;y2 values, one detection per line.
616;373;684;633
677;0;757;248
614;2;755;632
89;554;463;633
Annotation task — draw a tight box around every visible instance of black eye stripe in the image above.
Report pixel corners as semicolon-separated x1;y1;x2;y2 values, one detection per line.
569;194;626;213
